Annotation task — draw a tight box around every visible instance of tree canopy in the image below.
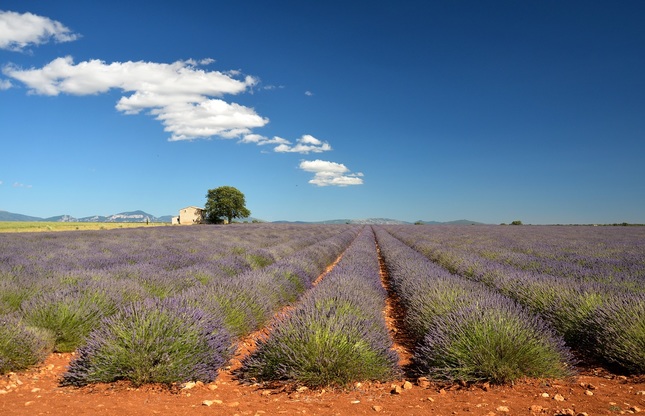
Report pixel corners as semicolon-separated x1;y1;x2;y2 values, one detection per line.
204;186;251;224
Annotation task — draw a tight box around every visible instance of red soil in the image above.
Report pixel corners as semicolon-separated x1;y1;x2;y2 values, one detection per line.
1;352;644;416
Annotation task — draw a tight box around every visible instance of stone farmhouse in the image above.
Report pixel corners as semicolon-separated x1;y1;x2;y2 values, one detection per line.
171;206;204;225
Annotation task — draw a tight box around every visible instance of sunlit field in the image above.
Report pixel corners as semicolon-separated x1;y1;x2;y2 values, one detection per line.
1;224;643;388
0;222;169;233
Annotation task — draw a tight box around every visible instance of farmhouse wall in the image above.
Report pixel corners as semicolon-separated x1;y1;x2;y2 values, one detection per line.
177;206;204;224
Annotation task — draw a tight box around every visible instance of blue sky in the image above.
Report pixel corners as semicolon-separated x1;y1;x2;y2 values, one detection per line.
1;1;644;224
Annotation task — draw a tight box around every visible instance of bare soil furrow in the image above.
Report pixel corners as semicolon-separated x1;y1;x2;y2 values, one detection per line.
375;235;415;371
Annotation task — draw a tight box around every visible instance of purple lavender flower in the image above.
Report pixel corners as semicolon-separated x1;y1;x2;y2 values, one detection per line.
61;298;233;387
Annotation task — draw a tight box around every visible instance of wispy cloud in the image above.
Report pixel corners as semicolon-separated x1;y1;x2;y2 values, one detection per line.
239;134;331;154
304;90;313;96
0;10;79;51
299;159;364;187
0;79;10;90
4;56;268;141
240;134;290;146
13;182;32;188
275;135;331;154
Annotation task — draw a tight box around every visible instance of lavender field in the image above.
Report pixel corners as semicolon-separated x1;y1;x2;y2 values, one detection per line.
1;224;643;386
382;225;645;374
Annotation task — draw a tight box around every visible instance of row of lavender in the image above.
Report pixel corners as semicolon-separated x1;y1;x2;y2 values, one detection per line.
241;227;400;387
397;225;645;288
0;225;360;378
3;224;352;347
0;224;350;319
382;225;645;374
373;227;573;383
63;227;362;386
0;224;348;296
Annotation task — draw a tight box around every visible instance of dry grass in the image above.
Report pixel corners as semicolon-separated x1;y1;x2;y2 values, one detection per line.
0;222;169;233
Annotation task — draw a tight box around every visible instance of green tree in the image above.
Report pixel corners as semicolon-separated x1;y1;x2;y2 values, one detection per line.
510;220;523;226
204;186;251;224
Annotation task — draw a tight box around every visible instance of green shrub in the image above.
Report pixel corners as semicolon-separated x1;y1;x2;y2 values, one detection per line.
61;299;233;387
0;315;53;374
416;301;574;384
20;287;116;352
588;294;645;373
242;301;399;387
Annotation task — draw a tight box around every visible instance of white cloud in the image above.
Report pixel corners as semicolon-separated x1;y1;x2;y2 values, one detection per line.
4;56;254;97
240;134;290;146
4;56;268;141
274;134;331;154
238;133;330;155
153;100;268;141
299;159;364;187
0;79;11;90
0;10;79;51
198;58;215;65
305;90;313;96
299;134;322;145
262;85;284;91
13;182;32;188
238;133;331;154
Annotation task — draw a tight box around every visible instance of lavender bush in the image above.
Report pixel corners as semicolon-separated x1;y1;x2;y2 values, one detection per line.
588;293;645;373
0;315;53;374
179;277;274;338
415;298;574;383
61;298;233;387
20;282;121;352
0;280;37;315
242;302;399;387
241;227;400;387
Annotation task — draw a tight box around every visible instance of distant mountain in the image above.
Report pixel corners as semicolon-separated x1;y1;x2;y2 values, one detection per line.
272;220;309;224
78;211;169;223
272;218;484;225
2;210;484;225
0;210;43;222
1;210;172;223
44;215;78;222
272;218;406;225
415;219;485;225
312;218;410;225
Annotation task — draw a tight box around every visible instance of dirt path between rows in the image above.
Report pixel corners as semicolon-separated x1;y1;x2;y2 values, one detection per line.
2;231;645;415
3;352;644;415
376;238;413;370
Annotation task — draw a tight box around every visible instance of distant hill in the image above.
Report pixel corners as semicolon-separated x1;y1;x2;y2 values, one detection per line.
0;210;43;222
76;210;163;223
1;210;172;223
44;215;78;222
415;219;485;225
2;210;484;225
272;218;485;225
313;218;410;225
